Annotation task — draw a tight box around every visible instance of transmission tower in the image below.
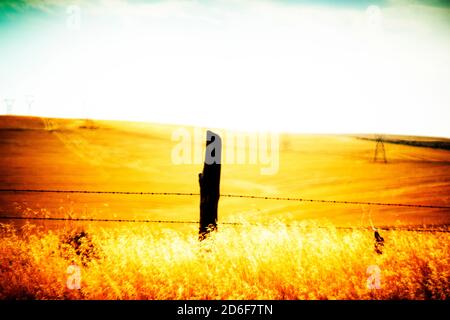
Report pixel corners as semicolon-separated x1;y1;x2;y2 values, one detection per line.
4;98;14;114
25;95;34;114
373;134;387;163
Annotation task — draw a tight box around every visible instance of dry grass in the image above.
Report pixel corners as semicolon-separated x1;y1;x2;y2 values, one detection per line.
0;221;448;300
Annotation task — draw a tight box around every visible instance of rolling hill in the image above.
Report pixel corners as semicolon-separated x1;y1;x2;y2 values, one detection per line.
0;115;449;228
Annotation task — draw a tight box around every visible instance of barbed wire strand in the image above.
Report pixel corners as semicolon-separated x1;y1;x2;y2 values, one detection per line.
0;215;448;233
0;189;449;209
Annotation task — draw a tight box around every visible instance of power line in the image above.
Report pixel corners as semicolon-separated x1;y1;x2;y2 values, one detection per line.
0;188;449;209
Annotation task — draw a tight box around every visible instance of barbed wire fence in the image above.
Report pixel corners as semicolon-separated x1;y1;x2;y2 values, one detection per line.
0;189;449;232
1;189;449;209
0;119;438;233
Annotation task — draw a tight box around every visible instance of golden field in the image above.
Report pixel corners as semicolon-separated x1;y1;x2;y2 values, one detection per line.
0;115;449;299
0;221;449;299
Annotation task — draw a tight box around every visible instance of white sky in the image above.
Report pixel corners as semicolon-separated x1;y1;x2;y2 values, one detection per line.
0;0;449;137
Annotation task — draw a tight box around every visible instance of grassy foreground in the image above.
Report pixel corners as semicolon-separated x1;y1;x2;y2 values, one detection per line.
0;221;448;300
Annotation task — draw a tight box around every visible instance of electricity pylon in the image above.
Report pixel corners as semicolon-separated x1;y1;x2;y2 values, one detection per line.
373;134;387;163
4;98;14;114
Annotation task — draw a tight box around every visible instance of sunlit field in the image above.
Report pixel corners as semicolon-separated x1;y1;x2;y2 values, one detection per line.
0;116;449;300
2;0;450;305
0;221;449;300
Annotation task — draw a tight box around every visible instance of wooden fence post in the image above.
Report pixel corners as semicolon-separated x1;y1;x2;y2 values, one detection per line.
199;130;222;241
